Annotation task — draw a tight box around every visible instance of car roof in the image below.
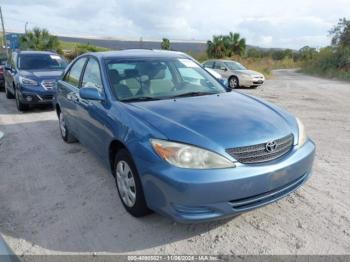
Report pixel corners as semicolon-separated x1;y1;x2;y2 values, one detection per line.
204;59;238;63
89;49;190;60
15;50;59;55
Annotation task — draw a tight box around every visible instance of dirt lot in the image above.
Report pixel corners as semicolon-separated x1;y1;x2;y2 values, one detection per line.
0;69;349;255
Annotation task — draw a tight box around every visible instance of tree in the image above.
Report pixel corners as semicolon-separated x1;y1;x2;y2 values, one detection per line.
225;32;246;56
298;46;318;60
206;32;246;58
20;27;62;54
206;35;227;58
330;18;350;48
161;38;171;50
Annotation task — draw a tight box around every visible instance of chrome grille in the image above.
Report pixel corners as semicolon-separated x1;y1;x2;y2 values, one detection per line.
41;80;56;90
226;134;294;164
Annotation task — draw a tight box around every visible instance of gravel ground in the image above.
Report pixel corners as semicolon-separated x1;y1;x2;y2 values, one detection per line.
0;69;349;256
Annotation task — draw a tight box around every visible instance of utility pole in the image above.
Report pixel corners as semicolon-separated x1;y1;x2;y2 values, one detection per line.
25;21;28;34
0;6;8;58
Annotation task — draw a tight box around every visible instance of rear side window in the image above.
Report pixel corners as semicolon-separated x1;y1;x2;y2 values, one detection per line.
82;58;103;90
63;57;87;87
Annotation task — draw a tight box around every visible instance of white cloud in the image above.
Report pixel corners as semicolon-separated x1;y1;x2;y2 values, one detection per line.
260;36;273;46
1;0;349;49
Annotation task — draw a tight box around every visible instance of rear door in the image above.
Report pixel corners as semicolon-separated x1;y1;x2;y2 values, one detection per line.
56;57;87;136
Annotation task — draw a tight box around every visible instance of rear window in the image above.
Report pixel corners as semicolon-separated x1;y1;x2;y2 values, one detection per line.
18;54;67;70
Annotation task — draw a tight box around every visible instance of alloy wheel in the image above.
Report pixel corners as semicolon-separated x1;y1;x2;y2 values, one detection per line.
116;160;136;207
229;77;238;89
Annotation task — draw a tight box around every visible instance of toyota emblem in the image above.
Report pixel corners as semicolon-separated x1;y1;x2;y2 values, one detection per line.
265;141;277;152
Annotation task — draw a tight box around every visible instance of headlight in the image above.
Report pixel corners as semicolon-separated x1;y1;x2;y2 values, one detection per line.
150;139;235;169
296;117;308;147
19;76;38;86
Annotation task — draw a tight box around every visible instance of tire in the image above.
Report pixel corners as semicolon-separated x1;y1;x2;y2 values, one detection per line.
114;149;151;217
5;82;14;99
15;90;28;111
228;76;239;89
58;111;77;143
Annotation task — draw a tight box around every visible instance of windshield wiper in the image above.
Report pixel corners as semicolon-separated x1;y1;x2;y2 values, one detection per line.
170;91;218;98
120;96;161;102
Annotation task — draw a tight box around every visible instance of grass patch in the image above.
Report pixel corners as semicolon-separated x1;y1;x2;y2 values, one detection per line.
59;40;109;51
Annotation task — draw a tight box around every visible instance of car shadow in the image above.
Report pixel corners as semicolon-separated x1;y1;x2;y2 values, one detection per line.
0;118;234;254
0;90;54;115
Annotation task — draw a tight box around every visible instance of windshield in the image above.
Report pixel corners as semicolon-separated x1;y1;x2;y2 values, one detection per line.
225;61;246;70
18;54;67;70
106;58;226;102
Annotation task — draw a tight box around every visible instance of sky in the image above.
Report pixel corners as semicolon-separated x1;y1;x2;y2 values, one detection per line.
1;0;349;49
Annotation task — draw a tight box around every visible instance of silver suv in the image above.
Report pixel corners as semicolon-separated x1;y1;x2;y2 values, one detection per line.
203;59;265;89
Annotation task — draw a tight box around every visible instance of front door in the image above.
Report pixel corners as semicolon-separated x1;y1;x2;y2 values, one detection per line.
75;57;110;158
58;57;88;134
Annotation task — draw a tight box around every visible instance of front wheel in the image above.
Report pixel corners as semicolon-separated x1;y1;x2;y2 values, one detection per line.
15;91;28;111
228;76;239;89
114;149;151;217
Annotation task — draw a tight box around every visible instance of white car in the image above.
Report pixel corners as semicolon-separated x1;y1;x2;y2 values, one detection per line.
203;59;265;89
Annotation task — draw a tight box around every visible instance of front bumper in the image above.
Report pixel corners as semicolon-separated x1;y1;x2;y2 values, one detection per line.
240;77;265;87
17;86;56;105
137;140;315;223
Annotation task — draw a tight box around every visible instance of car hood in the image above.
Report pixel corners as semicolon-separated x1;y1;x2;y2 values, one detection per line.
124;92;295;150
20;69;63;80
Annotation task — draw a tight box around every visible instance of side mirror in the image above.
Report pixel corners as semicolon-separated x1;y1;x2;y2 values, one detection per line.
220;66;228;71
79;87;104;101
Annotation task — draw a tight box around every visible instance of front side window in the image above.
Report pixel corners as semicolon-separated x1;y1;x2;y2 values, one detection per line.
214;61;226;70
64;57;87;87
82;58;103;89
105;58;226;101
18;54;67;70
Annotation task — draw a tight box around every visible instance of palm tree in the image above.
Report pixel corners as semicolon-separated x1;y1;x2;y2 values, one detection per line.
20;27;62;53
225;32;246;56
161;38;171;50
207;35;227;58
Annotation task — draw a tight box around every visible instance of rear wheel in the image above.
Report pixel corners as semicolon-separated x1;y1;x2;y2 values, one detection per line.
114;149;151;217
59;111;77;143
229;76;239;89
15;91;28;111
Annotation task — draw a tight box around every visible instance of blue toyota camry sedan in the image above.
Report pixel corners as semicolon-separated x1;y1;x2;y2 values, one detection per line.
55;49;315;223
